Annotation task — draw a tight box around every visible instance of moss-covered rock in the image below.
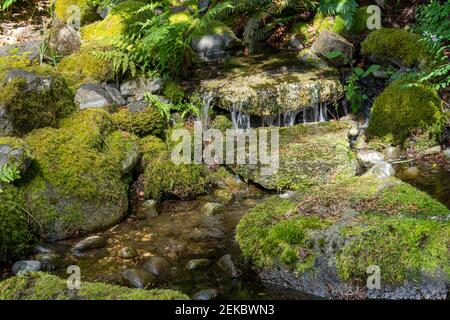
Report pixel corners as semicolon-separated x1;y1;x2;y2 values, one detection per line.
236;174;450;299
0;137;33;175
57;44;112;89
200;54;343;117
0;185;33;265
140;135;207;200
210;115;233;131
53;0;99;27
111;107;166;138
163;81;185;105
361;28;430;67
80;1;148;44
367;79;444;144
292;13;338;46
0;272;188;300
22;109;135;240
0;67;75;136
232;121;358;191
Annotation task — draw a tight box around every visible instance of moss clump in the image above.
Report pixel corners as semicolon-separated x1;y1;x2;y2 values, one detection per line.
334;6;371;35
0;66;75;136
293;13;337;46
236;198;329;272
57;44;112;89
210;115;233;131
0;185;33;265
361;28;430;67
337;216;450;284
111;107;166;138
54;0;99;26
0;272;188;300
80;1;148;44
367;79;443;144
140;136;207;200
23;110;131;239
0;55;33;78
163;81;185;104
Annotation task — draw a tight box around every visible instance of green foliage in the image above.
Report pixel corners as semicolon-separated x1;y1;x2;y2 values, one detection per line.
0;185;33;265
0;164;21;193
413;1;450;90
211;115;233;131
111;107;166;138
0;272;189;300
163;81;185;104
144;93;199;122
1;0;18;11
318;0;358;29
361;28;430;67
367;79;444;144
0;67;76;136
54;0;99;26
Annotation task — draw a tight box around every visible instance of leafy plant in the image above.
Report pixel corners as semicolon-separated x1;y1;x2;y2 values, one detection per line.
144;93;200;122
325;50;380;113
0;0;19;11
0;164;21;193
318;0;358;29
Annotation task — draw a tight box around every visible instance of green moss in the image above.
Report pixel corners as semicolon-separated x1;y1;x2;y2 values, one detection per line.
163;81;185;104
22;110;131;239
361;28;430;67
0;66;75;136
140;136;207;200
337;216;450;284
210;115;232;131
367;79;443;144
0;272;188;300
0;185;33;265
236;198;329;272
293;13;337;46
54;0;99;26
111;107;166;138
334;6;371;35
57;44;112;89
80;1;148;44
0;55;33;78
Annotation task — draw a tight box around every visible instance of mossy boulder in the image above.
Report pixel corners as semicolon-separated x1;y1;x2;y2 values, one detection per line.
53;0;99;27
200;54;343;117
0;137;33;175
236;175;450;299
111;107;166;138
0;67;75;136
57;44;112;90
367;79;444;144
0;185;33;265
361;28;430;68
140;135;208;200
22;109;137;240
80;1;148;44
0;272;188;300
231;121;358;191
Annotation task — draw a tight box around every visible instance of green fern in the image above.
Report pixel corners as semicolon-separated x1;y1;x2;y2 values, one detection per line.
318;0;358;29
0;0;19;11
0;164;21;193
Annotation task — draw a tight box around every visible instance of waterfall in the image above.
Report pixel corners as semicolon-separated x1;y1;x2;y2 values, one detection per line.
201;91;214;129
231;102;251;129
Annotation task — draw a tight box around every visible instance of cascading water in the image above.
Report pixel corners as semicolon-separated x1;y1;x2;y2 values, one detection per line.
231;101;251;129
200;91;214;129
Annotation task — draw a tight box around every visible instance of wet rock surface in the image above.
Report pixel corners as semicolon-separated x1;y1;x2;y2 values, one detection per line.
71;236;107;253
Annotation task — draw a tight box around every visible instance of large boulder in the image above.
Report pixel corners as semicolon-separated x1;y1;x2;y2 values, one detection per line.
0;272;188;300
231;121;358;191
199;54;343;117
237;175;450;299
120;76;163;101
0;68;75;136
74;83;126;109
311;30;354;67
22;110;139;240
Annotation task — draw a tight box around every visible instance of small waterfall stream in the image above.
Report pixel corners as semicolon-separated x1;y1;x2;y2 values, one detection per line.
230;102;251;129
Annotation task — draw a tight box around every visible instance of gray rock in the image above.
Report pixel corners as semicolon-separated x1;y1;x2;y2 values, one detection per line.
143;256;171;278
71;235;107;252
444;148;450;161
12;260;41;275
420;146;441;156
401;167;421;180
186;258;210;271
0;142;32;175
48;22;81;55
357;150;385;168
311;30;354;67
365;162;395;179
75;84;114;110
35;252;63;271
119;138;140;174
34;243;55;254
215;254;241;278
120;77;162;100
126;101;150;113
121;269;156;289
117;247;138;259
203;202;223;216
5;69;52;92
191;31;239;62
385;146;401;161
103;83;126;106
192;288;219;300
0;41;41;62
0;107;13;136
288;35;305;51
139;200;159;218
